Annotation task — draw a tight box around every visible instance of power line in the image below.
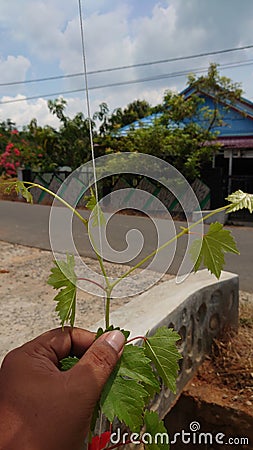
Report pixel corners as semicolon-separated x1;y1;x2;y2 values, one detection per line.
1;44;253;88
1;58;253;106
1;59;253;105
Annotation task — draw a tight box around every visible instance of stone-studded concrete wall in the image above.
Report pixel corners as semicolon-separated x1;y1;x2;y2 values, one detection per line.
93;270;239;418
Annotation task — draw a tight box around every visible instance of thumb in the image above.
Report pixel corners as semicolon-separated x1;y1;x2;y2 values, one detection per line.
70;330;125;406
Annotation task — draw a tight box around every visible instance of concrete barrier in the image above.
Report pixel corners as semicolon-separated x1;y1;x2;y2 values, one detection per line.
93;269;239;418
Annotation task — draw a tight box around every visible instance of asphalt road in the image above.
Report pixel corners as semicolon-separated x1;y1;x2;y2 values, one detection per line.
0;200;252;292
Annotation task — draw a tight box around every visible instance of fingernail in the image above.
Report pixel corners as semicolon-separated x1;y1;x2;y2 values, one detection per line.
104;330;125;353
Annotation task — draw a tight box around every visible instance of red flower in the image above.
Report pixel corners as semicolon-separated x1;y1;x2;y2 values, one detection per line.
6;143;14;152
14;148;21;156
5;162;15;170
11;129;19;135
6;169;17;176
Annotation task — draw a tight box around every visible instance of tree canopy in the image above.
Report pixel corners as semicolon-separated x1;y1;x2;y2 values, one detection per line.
0;64;243;181
98;64;243;180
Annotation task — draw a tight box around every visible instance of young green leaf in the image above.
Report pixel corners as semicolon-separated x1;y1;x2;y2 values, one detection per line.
47;254;77;327
119;345;160;391
144;327;182;394
100;342;161;433
3;180;33;203
226;190;253;213
14;181;33;203
85;189;106;227
60;356;79;371
100;369;148;433
54;284;77;327
85;188;97;211
144;410;170;450
2;181;16;195
190;222;239;278
96;325;130;341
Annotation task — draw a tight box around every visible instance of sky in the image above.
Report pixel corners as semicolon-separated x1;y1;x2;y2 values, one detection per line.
1;0;253;129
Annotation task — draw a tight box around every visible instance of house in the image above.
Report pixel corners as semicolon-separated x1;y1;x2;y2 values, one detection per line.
182;85;253;195
116;86;253;220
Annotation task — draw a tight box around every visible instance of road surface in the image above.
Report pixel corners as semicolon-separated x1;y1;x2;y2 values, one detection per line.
0;200;252;292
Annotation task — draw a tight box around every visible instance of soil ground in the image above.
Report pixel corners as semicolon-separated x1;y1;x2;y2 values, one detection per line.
184;293;253;416
166;295;253;449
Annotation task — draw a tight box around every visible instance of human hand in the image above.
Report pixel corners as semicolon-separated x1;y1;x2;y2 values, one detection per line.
0;327;125;450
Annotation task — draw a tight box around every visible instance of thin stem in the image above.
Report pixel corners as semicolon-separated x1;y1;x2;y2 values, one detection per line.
12;180;111;291
10;178;231;330
87;227;110;288
105;288;112;328
17;181;88;226
126;336;147;345
78;278;106;292
96;252;110;286
88;430;92;445
110;227;188;291
110;204;230;292
188;205;231;231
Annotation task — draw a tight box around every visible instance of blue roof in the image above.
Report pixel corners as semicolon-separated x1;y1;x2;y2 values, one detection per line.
117;113;162;136
116;86;253;138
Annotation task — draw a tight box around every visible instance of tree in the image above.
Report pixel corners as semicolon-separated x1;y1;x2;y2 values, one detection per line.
47;98;94;169
22;118;61;171
93;102;110;137
107;99;152;132
109;64;243;181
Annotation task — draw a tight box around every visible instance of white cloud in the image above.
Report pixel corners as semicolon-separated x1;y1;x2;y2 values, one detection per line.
0;55;31;84
0;1;77;63
59;5;132;75
0;95;60;128
1;0;253;128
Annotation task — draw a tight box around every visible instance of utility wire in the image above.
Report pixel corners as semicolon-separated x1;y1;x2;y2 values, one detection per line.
1;44;253;87
78;0;105;302
77;0;99;203
1;58;253;106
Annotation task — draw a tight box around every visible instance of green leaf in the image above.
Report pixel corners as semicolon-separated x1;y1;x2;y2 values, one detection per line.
100;342;161;433
190;222;239;278
144;327;182;394
48;254;77;288
16;181;33;203
4;181;33;203
47;254;77;327
3;183;13;194
85;188;97;211
119;345;160;391
226;190;253;213
189;238;202;273
96;326;130;341
144;410;170;450
54;285;76;327
60;356;79;371
100;368;148;433
85;188;106;227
